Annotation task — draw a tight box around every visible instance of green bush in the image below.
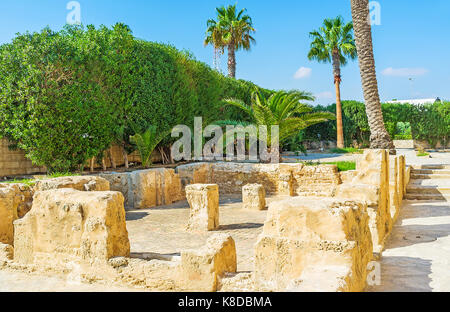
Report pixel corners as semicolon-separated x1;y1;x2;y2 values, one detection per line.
0;24;266;172
302;100;449;149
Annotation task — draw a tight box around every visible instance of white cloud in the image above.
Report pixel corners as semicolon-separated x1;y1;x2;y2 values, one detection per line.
316;91;333;99
294;67;312;79
382;67;428;77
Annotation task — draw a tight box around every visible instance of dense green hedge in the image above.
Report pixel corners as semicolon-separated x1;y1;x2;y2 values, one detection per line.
0;24;261;172
303;100;449;148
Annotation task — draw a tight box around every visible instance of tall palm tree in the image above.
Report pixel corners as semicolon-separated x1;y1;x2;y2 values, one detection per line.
204;4;256;78
350;0;395;151
308;16;357;149
204;18;225;72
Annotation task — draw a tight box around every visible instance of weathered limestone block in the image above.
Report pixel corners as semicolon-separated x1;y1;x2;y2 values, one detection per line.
99;173;131;208
179;234;237;291
176;163;212;192
155;168;183;205
389;156;400;223
340;170;358;184
129;169;158;209
186;184;219;231
398;155;406;200
175;162;342;198
405;166;412;193
242;184;266;210
210;162;280;195
34;176;110;192
0;243;13;261
0;185;19;245
277;164;295;196
291;164;341;197
353;149;392;249
14;189;130;265
335;184;386;254
254;197;372;292
100;168;183;210
286;265;355;292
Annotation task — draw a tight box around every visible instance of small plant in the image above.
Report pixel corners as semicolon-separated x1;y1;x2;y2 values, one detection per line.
130;126;170;168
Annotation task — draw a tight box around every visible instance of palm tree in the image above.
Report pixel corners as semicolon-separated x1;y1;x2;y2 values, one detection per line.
350;0;395;151
308;16;357;149
204;4;256;78
204;18;225;72
223;90;335;153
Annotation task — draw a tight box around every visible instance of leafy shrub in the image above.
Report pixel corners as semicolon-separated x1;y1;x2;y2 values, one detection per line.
0;24;267;172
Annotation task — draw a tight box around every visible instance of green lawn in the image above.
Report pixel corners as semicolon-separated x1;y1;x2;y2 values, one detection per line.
2;179;35;187
303;161;356;172
329;147;364;154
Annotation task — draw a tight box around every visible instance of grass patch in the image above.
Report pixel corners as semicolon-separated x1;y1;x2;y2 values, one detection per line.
48;172;80;178
1;172;79;186
329;147;363;154
2;179;36;187
302;161;356;172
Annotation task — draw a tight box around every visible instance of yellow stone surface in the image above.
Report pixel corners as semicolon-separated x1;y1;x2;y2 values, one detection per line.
242;184;266;210
178;234;237;291
34;176;110;192
14;189;130;265
254;197;372;292
186;184;219;232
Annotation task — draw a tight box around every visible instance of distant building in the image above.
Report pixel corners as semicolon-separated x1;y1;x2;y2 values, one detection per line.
386;98;441;105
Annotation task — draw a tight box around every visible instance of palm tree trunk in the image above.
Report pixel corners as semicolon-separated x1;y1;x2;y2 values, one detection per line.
350;0;395;153
332;52;345;149
227;44;236;78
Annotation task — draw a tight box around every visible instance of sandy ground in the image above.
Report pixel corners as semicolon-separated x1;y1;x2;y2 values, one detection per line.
125;194;285;273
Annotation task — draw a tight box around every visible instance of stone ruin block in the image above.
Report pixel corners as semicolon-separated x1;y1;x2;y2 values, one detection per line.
99;172;131;207
286;265;356;292
340;170;358;184
389;156;400;223
179;234;237;291
397;155;406;200
34;176;110;192
347;149;391;253
0;185;19;245
291;164;341;197
186;184;219;232
277;164;294;196
335;184;385;254
254;197;372;292
155;168;183;205
100;168;183;210
0;243;14;262
242;184;266;210
176;163;212;193
129;169;158;209
14;189;130;265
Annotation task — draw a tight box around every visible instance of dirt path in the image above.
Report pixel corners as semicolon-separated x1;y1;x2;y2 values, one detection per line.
367;200;450;292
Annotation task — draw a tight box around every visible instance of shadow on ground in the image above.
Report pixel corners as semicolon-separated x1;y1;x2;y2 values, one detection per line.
367;256;433;292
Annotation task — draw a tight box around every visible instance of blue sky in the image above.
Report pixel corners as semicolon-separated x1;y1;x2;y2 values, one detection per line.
0;0;449;105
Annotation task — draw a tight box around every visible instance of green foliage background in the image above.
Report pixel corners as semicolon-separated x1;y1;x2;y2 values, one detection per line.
302;100;449;149
0;24;261;172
